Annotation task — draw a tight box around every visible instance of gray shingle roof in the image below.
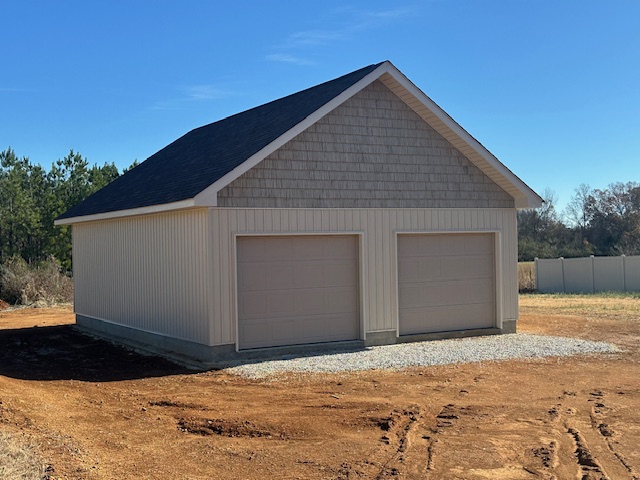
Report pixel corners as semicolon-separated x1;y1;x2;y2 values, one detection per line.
57;63;383;220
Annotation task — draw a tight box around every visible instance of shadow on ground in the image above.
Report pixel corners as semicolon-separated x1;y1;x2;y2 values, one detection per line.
0;325;189;382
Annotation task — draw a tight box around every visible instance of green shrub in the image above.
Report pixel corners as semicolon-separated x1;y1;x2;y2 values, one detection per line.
0;256;73;306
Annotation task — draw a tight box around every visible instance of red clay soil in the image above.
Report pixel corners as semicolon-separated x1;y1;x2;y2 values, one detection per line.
0;302;639;480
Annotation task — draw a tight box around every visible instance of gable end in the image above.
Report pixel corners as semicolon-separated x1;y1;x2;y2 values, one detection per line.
217;81;515;209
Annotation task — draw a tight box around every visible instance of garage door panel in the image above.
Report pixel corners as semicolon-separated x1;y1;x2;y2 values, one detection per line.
240;260;357;291
291;237;325;259
445;235;468;254
240;287;355;318
269;292;295;314
398;258;442;282
466;256;494;278
270;264;295;286
401;303;494;335
238;292;268;316
399;284;442;309
398;233;496;335
240;313;359;350
238;263;268;288
238;235;359;349
297;313;358;340
295;287;357;314
438;279;493;306
399;278;493;310
294;263;325;287
400;256;492;284
397;259;420;282
465;234;493;254
297;290;324;312
461;279;494;303
297;318;326;339
324;288;358;313
403;235;494;258
265;237;294;259
241;321;269;345
271;320;300;342
325;236;358;258
324;261;358;286
238;237;267;260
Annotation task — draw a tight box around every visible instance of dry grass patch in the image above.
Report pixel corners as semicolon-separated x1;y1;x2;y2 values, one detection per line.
0;256;73;306
518;262;536;292
0;431;45;480
519;293;640;320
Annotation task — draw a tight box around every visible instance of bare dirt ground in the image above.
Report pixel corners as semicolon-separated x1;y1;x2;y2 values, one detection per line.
0;296;639;480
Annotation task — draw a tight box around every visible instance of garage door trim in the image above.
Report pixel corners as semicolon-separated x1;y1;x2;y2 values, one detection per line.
233;232;365;351
394;230;503;337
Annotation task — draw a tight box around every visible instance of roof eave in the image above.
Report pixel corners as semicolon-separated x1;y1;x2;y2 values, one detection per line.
54;198;197;225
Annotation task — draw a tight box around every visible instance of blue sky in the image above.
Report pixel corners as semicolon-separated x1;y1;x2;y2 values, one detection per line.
2;0;639;213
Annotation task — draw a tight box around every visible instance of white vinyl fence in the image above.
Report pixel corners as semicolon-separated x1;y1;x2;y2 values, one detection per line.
535;255;640;293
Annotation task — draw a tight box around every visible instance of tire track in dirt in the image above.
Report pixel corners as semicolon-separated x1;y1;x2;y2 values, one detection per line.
422;377;490;476
373;402;478;478
426;403;460;472
536;390;581;479
339;401;453;478
372;404;425;478
586;389;639;479
566;424;610;480
542;388;637;480
376;401;481;478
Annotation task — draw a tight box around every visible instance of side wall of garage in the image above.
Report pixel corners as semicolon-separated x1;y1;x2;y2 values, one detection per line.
73;209;213;346
209;207;518;347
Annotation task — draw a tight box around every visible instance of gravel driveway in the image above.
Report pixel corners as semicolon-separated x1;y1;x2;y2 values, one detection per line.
224;333;619;378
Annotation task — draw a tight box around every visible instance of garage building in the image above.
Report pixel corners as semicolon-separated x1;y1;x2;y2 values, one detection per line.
56;61;542;362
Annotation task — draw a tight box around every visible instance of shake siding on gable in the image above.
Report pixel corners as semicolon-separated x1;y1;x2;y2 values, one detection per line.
217;81;513;209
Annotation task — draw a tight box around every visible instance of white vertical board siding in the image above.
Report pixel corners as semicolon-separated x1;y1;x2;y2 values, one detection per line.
73;209;211;344
210;208;517;344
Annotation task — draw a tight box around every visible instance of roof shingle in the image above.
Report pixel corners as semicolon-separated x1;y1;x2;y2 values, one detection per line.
57;63;382;220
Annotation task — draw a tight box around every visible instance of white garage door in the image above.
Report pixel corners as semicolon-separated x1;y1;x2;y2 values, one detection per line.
237;235;359;350
398;233;496;335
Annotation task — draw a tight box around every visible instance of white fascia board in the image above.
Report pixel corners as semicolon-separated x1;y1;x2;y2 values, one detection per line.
194;62;394;207
54;198;196;225
381;63;543;209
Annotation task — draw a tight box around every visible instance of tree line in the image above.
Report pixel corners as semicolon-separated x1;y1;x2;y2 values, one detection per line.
0;148;136;271
518;183;640;261
1;146;638;269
